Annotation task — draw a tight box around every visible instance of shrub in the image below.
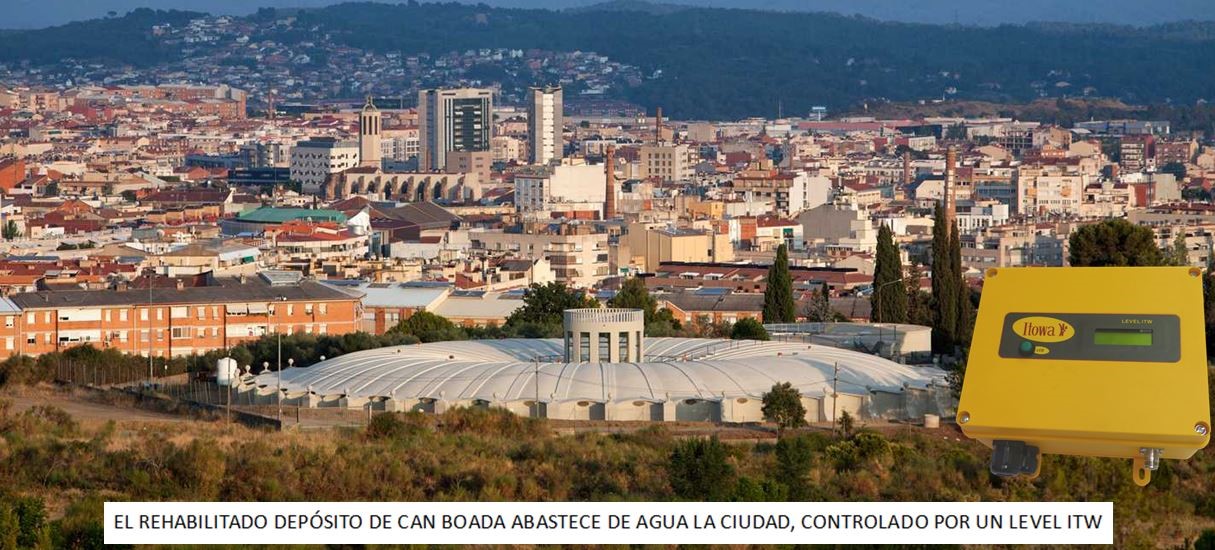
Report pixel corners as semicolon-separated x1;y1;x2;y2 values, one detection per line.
761;382;806;430
1198;529;1215;550
441;406;545;440
668;436;734;500
389;311;468;343
853;431;890;460
825;440;861;472
730;318;769;341
838;409;856;437
367;412;431;441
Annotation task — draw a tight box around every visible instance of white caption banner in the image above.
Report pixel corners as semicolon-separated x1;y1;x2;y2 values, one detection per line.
105;501;1113;545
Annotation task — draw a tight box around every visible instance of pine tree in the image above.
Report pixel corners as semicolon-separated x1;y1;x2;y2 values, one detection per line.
805;281;833;322
763;244;797;323
872;223;908;323
930;202;957;353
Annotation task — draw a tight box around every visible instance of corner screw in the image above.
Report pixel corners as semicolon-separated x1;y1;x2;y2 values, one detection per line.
958;412;970;424
1197;423;1209;436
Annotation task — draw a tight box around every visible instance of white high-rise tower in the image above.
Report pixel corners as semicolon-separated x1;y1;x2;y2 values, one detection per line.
527;85;563;165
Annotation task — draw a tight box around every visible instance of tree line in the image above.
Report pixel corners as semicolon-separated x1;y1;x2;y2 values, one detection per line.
6;6;1215;120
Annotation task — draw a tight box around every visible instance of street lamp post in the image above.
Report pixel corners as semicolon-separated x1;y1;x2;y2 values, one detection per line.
277;331;282;423
871;278;907;359
282;357;293;424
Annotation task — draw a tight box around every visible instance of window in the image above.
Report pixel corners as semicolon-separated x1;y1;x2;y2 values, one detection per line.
287;304;294;316
157;309;164;321
319;304;328;315
26;335;35;345
619;332;629;361
104;310;111;322
318;324;327;334
171;327;190;340
140;330;149;343
305;304;314;315
141;309;148;322
44;312;50;323
599;333;610;361
119;309;128;322
157;330;164;341
197;307;206;319
211;327;219;338
26;313;33;324
4;317;12;328
579;332;590;362
636;331;642;360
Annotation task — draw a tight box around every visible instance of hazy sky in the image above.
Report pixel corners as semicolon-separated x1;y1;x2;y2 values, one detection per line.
5;0;1214;29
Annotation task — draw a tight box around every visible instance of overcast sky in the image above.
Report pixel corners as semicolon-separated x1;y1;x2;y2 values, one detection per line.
5;0;1214;29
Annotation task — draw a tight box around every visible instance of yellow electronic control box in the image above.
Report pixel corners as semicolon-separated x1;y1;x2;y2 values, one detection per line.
957;267;1210;485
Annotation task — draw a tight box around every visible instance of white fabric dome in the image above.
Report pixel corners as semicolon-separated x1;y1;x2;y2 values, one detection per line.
254;337;948;404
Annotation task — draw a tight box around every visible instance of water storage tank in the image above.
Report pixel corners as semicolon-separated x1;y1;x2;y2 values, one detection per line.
216;357;239;387
562;308;644;362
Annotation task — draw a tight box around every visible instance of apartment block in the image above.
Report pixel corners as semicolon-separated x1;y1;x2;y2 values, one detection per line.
6;272;360;358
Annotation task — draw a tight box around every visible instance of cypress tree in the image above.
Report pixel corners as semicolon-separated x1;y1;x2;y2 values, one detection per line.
931;202;957;353
872;223;908;323
950;222;972;347
763;244;797;323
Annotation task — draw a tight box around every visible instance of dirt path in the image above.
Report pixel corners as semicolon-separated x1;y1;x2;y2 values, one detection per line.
3;393;190;424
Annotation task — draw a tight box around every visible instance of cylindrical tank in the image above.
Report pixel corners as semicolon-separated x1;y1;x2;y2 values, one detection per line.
216;357;239;387
563;308;645;363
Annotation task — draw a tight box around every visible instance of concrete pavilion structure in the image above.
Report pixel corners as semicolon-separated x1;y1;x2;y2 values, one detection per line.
244;309;952;424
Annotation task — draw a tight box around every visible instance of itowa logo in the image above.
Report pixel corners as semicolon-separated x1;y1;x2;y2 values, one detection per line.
1013;316;1074;343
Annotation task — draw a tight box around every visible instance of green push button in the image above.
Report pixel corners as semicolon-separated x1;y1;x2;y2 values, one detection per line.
1019;341;1034;355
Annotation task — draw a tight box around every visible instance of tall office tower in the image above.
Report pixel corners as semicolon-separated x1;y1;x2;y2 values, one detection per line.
358;95;382;169
527;85;563;165
418;88;493;172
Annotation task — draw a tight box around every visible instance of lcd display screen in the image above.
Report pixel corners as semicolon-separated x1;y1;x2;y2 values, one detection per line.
1093;329;1153;347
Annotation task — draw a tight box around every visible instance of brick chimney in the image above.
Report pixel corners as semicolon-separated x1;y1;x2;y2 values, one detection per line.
902;150;912;186
604;145;617;220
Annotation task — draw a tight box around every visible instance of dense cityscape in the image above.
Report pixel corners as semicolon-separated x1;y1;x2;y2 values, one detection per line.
0;1;1213;548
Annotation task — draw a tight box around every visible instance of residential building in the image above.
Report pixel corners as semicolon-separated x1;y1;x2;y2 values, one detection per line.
638;144;693;182
514;162;604;216
418;88;493;172
289;137;360;194
618;223;734;273
470;226;609;288
1120;134;1156;173
6;272;360;358
527;85;563;165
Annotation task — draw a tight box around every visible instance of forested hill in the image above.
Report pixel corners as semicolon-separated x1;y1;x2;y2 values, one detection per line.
4;2;1215;119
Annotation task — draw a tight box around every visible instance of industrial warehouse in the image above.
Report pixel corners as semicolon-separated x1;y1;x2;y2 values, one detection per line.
241;309;951;423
